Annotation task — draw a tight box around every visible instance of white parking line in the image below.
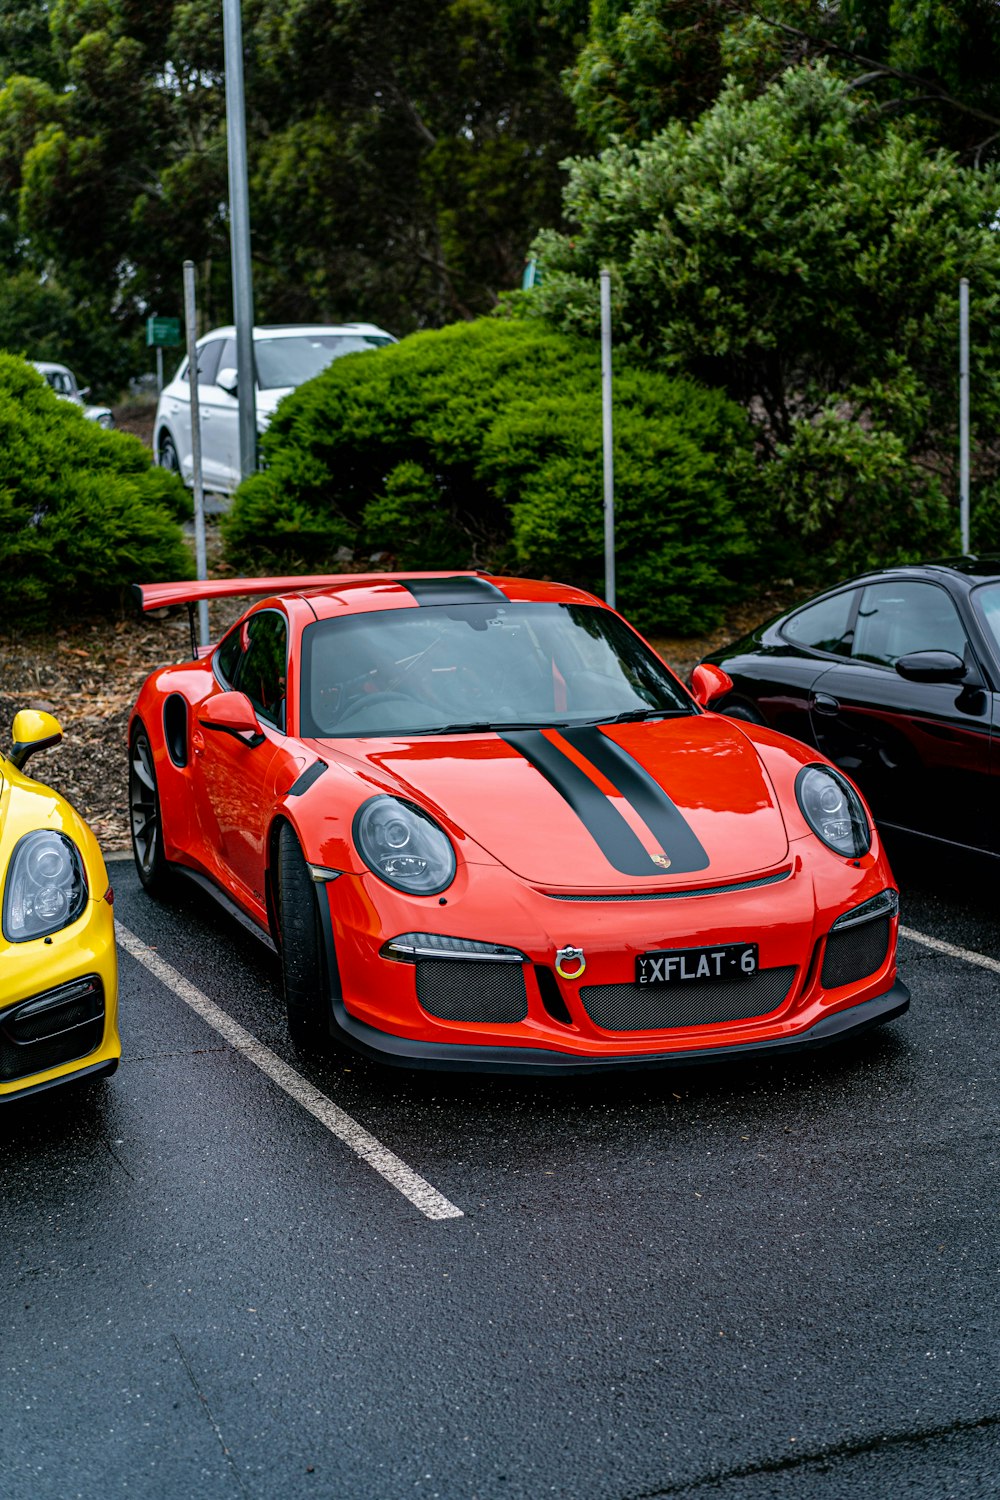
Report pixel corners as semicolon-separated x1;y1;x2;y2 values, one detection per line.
115;922;464;1222
900;923;1000;977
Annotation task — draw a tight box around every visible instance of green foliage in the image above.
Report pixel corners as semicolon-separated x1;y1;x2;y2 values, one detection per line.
0;354;191;623
522;65;1000;576
572;1;1000;161
223;319;755;634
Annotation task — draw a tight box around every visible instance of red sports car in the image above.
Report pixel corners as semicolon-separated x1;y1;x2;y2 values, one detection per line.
128;573;909;1073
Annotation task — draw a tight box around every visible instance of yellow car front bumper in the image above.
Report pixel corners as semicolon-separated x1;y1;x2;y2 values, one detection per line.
0;893;120;1101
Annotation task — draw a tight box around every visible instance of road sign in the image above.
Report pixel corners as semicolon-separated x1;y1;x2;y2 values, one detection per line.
146;316;182;348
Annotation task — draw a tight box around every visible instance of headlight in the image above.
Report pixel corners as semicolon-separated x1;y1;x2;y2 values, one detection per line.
353;796;456;895
795;765;871;857
3;830;89;941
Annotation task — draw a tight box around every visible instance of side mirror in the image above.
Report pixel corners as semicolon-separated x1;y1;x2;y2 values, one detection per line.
688;662;734;708
198;691;265;747
9;708;63;771
895;650;968;684
78;385;90;398
216;367;238;396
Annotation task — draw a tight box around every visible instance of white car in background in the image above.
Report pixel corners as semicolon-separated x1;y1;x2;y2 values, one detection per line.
32;361;115;428
153;322;395;494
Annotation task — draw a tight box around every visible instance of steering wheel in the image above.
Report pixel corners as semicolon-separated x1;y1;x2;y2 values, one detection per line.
330;690;423;732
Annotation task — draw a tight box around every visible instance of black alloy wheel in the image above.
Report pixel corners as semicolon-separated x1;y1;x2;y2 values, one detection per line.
129;723;173;896
277;823;331;1052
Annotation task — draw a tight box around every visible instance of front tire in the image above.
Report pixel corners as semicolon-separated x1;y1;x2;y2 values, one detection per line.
158;431;180;474
129;723;174;897
277;824;330;1052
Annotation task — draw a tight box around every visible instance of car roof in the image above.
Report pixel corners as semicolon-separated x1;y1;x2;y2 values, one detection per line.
814;558;1000;594
31;361;71;375
193;323;393;344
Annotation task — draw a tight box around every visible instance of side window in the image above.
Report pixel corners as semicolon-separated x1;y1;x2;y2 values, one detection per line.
781;592;855;655
852;581;967;667
196;340;224;388
215;625;243;687
235;612;288;730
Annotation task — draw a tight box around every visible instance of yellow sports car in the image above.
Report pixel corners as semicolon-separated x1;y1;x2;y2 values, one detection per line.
1;709;119;1101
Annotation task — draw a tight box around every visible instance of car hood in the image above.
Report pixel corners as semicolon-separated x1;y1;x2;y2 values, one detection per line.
316;716;790;889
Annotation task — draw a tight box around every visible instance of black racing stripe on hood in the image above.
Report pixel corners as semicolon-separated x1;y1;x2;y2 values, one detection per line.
560;725;710;875
400;576;506;605
501;730;670;877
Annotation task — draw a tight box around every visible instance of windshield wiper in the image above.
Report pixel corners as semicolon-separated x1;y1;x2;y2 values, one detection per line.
405;719;567;736
595;708;691;725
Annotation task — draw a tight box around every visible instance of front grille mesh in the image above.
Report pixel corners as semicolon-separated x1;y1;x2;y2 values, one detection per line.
821;917;891;990
0;978;104;1082
579;966;796;1032
415;959;528;1024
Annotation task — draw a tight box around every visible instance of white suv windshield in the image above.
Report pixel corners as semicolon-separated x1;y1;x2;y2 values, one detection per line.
255;334;392;390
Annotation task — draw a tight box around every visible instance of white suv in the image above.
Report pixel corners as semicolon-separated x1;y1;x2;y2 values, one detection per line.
153;322;394;493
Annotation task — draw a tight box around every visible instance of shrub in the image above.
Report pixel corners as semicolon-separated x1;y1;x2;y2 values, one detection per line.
223;319;756;634
0;355;192;624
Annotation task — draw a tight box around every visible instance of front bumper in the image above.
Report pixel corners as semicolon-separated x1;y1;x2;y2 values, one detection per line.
0;897;120;1101
325;978;910;1075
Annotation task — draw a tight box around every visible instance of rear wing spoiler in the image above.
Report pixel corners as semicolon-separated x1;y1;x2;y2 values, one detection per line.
131;572;482;657
130;575;396;614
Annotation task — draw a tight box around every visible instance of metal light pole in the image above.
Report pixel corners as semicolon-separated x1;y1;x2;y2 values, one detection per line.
959;277;970;554
600;269;616;609
223;0;257;484
183;261;210;649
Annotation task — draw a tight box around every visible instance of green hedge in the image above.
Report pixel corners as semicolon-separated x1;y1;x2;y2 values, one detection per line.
223;319;755;635
0;356;192;624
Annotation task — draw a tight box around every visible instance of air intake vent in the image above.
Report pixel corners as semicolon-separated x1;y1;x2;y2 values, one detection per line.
0;977;104;1082
415;959;528;1023
821;917;890;990
579;966;796;1032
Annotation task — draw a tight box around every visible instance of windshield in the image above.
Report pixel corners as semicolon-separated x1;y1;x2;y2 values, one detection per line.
255;333;392;390
299;602;692;737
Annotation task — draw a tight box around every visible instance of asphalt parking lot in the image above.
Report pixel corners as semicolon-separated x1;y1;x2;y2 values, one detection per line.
3;841;999;1499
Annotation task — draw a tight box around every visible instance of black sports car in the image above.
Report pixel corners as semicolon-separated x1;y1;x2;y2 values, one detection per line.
692;560;1000;857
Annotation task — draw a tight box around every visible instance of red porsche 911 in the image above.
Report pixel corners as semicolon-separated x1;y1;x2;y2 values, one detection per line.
128;573;908;1073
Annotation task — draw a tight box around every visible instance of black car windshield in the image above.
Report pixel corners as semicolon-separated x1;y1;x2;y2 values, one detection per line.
255;334;392;390
299;602;692;737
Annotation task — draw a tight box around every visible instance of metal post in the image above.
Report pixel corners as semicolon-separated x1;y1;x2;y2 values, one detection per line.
960;277;970;554
156;345;164;394
600;270;616;609
223;0;257;484
183;261;210;650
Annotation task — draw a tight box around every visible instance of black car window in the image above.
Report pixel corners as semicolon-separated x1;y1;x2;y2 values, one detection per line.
781;591;855;655
196;340;225;388
235;611;288;730
215;624;243;687
852;581;967;667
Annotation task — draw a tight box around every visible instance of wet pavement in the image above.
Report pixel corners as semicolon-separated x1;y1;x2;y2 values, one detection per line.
2;844;999;1499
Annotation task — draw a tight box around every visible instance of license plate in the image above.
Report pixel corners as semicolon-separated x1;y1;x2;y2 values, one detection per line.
635;942;758;986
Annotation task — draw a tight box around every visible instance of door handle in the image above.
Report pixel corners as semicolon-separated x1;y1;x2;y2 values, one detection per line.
813;693;840;716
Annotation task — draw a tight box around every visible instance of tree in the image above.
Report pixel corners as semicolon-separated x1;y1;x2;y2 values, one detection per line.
0;0;589;388
570;1;1000;163
522;64;999;572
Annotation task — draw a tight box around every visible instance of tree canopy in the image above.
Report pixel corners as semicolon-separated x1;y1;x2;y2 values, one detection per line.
522;63;998;571
0;0;588;388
